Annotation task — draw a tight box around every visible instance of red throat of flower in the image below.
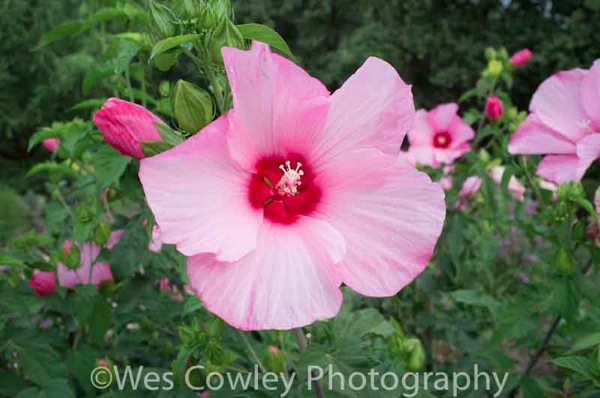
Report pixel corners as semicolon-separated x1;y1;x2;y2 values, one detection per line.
248;155;321;224
433;131;452;149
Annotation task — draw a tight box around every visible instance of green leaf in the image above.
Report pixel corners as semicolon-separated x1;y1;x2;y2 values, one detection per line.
237;23;296;61
81;7;126;32
65;348;98;398
83;69;115;96
11;342;69;386
71;99;106;111
553;356;595;380
0;371;30;396
448;289;501;313
27;162;78;179
15;379;75;398
38;21;82;47
93;145;131;192
150;34;200;60
89;297;113;342
570;332;600;353
154;51;180;72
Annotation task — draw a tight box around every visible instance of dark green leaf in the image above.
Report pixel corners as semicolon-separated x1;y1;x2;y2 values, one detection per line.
150;35;200;60
237;23;296;61
93;145;131;192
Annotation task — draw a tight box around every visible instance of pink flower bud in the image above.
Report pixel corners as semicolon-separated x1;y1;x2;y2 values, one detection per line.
484;96;503;120
509;48;532;68
42;138;60;152
93;98;164;159
29;271;56;296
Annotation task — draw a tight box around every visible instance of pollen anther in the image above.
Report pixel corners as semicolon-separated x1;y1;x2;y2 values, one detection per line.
276;161;304;196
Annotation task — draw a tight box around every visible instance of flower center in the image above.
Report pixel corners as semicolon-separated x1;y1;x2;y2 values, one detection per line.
276;161;304;196
433;131;452;149
248;155;320;224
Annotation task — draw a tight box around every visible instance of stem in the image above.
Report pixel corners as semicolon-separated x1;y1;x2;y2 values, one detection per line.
507;259;594;398
294;328;325;398
124;66;134;103
54;187;74;219
238;331;266;373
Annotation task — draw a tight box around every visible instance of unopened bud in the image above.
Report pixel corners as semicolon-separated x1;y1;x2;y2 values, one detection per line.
173;80;214;134
264;346;286;373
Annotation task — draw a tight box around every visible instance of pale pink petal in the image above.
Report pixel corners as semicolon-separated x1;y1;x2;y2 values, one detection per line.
148;225;163;253
530;69;589;142
489;166;525;201
508;113;577;154
447;116;475;145
315;57;414;164
434;144;471;165
428;103;459;132
405;146;438;168
187;218;345;330
536;155;587;183
222;42;329;170
459;176;482;198
407;110;435;147
93;98;164;159
57;243;112;288
90;262;113;286
315;166;445;297
576;133;600;174
582;60;600;129
139;113;263;261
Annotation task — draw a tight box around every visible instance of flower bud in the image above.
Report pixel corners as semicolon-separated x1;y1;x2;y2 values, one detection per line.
554;246;575;276
208;0;232;20
198;6;218;30
94;223;111;246
206;17;245;65
484;47;497;61
173;80;214;134
484;96;503;120
406;339;426;371
509;48;532;68
264;346;286;373
487;60;503;77
557;182;585;203
507;107;518;120
29;270;56;296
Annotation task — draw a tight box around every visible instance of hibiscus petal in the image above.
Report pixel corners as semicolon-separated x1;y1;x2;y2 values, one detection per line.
508;113;577;154
536;154;587;183
582;60;600;128
429;103;459;132
222;42;329;170
317;165;445;297
530;68;588;142
316;57;414;164
576;134;600;173
407;110;435;146
447;115;475;145
187;217;345;330
139;113;263;261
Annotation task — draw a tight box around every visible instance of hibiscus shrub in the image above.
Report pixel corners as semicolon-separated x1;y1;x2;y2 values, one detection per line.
1;1;600;398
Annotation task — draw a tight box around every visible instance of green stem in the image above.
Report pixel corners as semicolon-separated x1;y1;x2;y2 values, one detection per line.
238;331;266;373
294;328;325;398
124;66;134;103
182;48;225;113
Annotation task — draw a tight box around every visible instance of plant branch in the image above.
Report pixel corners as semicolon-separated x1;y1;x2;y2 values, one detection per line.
238;331;266;373
507;259;594;397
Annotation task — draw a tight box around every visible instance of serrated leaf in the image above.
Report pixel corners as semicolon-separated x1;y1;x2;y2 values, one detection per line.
11;342;69;386
553;356;595;380
237;23;296;61
81;7;126;32
448;289;501;313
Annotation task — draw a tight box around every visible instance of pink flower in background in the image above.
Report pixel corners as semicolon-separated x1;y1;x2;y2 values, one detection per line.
57;230;123;289
404;103;475;168
509;49;532;68
455;176;482;211
93;98;164;159
508;60;600;183
489;166;525;201
140;42;446;330
485;96;503;120
42;138;60;152
29;271;56;296
539;180;558;202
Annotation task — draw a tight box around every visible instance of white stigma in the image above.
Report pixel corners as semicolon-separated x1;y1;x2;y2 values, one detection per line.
276;160;304;196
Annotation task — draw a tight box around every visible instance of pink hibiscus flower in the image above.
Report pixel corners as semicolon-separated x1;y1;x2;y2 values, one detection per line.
139;42;446;330
485;96;503;120
404;103;475;168
93;98;164;159
455;176;482;211
508;60;600;183
489;166;525;201
57;230;123;289
148;224;163;253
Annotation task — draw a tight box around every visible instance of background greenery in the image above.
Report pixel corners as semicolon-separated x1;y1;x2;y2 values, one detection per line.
2;0;600;167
